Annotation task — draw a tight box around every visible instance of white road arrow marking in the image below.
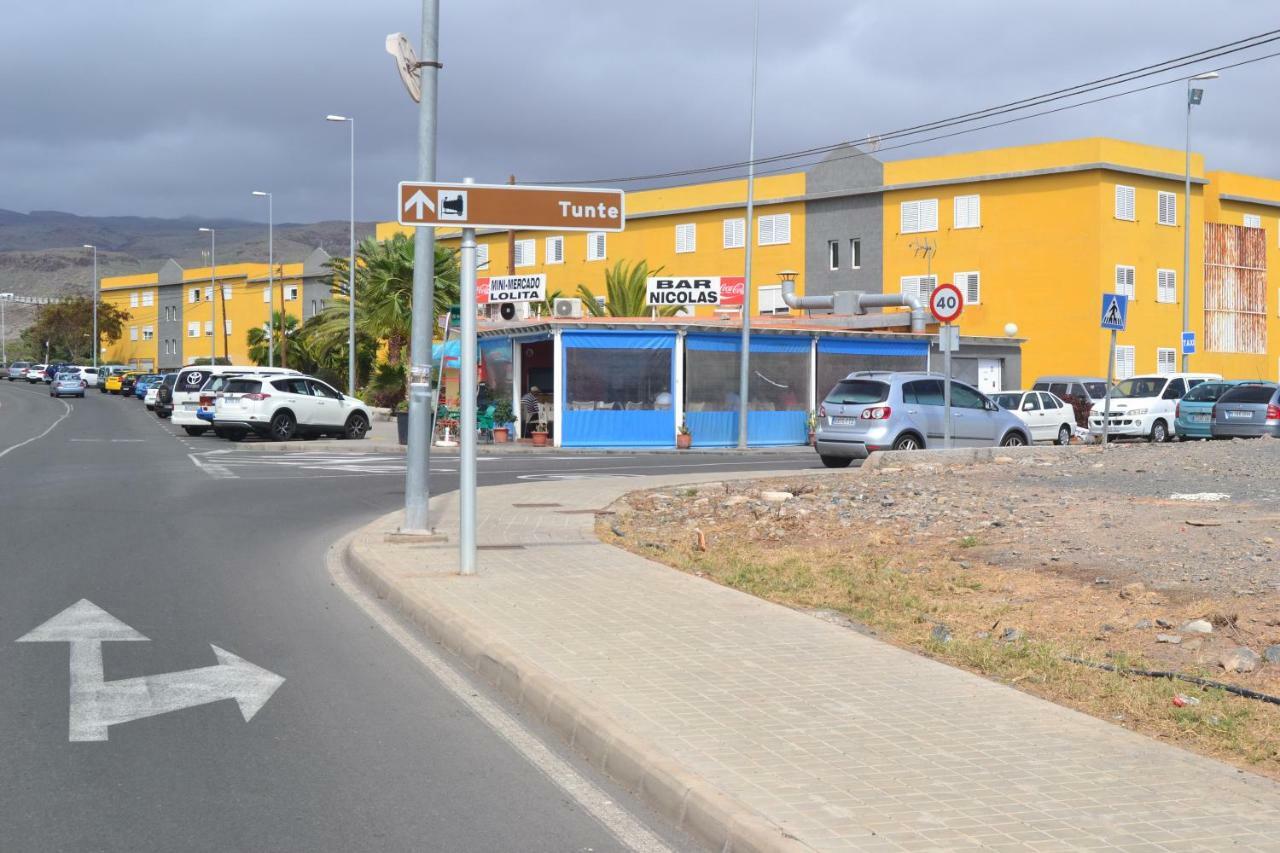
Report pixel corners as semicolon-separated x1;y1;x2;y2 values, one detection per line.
403;189;435;218
17;599;284;742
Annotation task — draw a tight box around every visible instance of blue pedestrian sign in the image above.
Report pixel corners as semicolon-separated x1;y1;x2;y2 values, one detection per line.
1182;330;1196;355
1100;293;1129;331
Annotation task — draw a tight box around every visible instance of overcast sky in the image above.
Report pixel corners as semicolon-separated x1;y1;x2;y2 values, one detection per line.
2;1;1277;224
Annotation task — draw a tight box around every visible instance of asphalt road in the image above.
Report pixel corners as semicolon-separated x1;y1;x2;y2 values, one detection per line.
0;380;817;852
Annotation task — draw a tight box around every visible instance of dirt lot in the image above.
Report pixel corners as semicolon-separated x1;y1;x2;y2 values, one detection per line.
602;438;1280;777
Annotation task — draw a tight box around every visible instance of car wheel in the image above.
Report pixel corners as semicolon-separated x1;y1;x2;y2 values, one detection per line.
343;413;370;440
892;434;921;451
183;426;207;436
1149;420;1168;443
225;429;247;442
1056;424;1072;445
269;411;296;441
1000;432;1027;447
819;454;852;468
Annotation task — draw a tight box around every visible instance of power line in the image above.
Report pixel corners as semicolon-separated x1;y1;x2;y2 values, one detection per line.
541;29;1280;186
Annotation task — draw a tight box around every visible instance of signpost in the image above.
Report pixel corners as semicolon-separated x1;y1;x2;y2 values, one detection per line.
1182;330;1196;356
1099;293;1130;447
400;180;624;576
929;283;964;449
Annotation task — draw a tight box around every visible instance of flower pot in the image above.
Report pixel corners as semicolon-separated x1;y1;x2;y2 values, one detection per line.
531;430;549;447
493;426;510;443
395;411;409;445
676;433;692;450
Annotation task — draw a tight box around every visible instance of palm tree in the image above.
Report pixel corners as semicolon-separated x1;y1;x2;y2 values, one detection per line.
246;311;299;367
575;259;678;318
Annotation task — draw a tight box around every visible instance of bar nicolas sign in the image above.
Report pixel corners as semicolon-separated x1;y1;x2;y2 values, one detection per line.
645;276;745;307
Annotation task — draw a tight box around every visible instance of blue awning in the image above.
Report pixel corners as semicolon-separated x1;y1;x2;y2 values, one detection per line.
686;334;809;353
563;331;675;350
818;338;928;356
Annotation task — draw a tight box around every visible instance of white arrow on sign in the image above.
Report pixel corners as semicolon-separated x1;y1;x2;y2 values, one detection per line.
17;599;284;742
403;189;435;219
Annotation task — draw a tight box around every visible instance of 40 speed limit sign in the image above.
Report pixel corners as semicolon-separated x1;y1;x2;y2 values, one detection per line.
929;283;964;324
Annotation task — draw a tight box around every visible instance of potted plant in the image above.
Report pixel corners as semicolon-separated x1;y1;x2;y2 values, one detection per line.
676;416;693;450
491;398;515;443
394;400;410;445
806;409;818;446
530;410;550;447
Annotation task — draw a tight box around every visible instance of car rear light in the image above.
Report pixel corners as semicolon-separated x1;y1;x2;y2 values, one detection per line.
81;380;87;387
818;403;826;418
1211;405;1217;419
1267;404;1280;422
1175;402;1180;418
199;394;214;407
860;406;892;420
244;393;271;401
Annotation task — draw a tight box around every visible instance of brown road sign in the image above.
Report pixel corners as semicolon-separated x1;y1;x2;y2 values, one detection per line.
398;181;625;231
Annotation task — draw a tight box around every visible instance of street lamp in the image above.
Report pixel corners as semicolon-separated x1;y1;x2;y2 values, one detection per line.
327;114;357;396
198;227;217;364
252;191;274;367
1182;71;1218;371
83;244;98;369
736;0;760;450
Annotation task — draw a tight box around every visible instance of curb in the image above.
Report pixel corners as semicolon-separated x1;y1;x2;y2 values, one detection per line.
229;440;406;454
863;442;1100;470
340;528;808;853
230;442;817;458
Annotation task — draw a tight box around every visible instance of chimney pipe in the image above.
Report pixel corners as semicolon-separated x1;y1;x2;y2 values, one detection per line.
779;279;926;333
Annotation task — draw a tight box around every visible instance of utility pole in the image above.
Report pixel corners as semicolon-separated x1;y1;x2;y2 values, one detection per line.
459;179;477;574
199;228;217;364
83;245;99;368
280;261;288;369
403;0;441;534
736;0;760;450
252;191;274;366
507;174;517;275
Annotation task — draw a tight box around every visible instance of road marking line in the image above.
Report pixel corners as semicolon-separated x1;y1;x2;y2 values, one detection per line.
0;396;74;461
187;453;238;479
70;438;105;442
328;541;672;853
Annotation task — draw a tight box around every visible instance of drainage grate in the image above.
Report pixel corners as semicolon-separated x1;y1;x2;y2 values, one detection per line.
556;509;615;515
477;544;526;551
511;502;562;508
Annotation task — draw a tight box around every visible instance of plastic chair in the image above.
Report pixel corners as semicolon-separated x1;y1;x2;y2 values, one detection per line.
477;404;496;443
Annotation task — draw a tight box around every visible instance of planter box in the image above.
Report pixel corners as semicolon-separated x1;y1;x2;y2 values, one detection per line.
396;411;409;445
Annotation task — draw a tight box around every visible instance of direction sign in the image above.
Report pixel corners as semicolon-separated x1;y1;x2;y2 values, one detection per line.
1182;330;1196;355
398;181;625;232
929;283;964;324
1100;293;1129;331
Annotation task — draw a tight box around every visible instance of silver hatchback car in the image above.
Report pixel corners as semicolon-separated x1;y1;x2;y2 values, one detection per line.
813;372;1032;468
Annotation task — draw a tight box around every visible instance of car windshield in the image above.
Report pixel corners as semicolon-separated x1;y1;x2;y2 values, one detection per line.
57;373;76;381
1218;385;1278;405
1084;382;1106;398
824;380;889;405
1110;378;1166;399
992;393;1023;410
1182;382;1230;403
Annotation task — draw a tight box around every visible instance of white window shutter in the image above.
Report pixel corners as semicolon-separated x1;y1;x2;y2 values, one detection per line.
263;286;271;303
958;272;980;304
922;200;937;232
1115;185;1135;220
1244;213;1262;228
918;275;936;301
775;214;790;244
723;218;744;248
758;216;773;245
900;276;917;301
476;243;490;267
901;202;919;234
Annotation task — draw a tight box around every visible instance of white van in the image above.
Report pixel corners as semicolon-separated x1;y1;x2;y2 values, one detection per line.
1088;372;1220;442
171;364;301;435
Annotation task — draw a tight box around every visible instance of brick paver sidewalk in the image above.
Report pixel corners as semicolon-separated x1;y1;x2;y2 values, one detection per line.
346;470;1280;852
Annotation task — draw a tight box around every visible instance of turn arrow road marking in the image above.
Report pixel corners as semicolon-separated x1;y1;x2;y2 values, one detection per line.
17;599;285;742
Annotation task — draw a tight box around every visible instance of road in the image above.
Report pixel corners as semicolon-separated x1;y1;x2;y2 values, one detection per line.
0;380;816;852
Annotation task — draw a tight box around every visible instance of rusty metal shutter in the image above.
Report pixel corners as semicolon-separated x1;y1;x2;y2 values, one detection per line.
1204;223;1267;354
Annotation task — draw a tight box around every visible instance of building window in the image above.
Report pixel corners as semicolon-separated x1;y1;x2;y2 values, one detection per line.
310;299;319;317
953;195;980;229
1114;264;1136;298
476;243;490;269
1157;191;1177;226
1115;345;1136;380
263;286;272;303
129;292;139;308
224;320;232;335
285;285;298;301
204;286;213;301
757;285;791;315
513;238;535;267
723;218;745;249
545;236;564;264
900;275;937;303
1244;213;1262;229
586;232;606;261
188;322;200;338
142;291;154;307
956;271;980;305
222;285;232;301
129;326;138;341
675;223;696;254
204;320;213;336
1157;268;1177;303
758;213;791;245
827;240;839;271
1115;185;1136;221
850;238;861;270
189;288;200;304
900;199;938;234
1157;348;1176;375
142;326;153;341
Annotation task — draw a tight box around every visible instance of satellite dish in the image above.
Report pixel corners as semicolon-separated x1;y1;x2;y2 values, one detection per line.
385;33;422;103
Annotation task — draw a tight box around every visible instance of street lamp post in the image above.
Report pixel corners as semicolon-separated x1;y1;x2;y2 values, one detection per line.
83;244;98;368
736;0;761;450
252;192;274;367
326;114;357;397
1182;71;1218;372
198;228;217;364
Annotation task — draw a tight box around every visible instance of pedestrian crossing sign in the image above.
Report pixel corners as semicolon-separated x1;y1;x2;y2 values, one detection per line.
1100;293;1128;331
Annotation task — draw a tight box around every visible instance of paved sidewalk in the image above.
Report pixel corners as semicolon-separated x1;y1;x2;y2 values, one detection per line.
342;470;1280;852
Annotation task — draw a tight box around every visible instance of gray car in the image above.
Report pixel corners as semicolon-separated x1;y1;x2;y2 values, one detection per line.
1210;383;1280;439
813;372;1032;467
50;372;86;398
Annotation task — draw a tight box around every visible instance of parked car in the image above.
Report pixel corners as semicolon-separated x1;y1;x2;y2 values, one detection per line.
1087;373;1219;443
813;372;1031;467
118;372;143;396
144;376;168;410
97;365;130;394
1032;375;1108;428
26;364;48;383
1173;380;1262;439
7;360;31;381
132;374;163;400
170;364;301;436
65;366;100;388
1210;383;1280;439
154;373;178;419
49;372;86;398
210;373;373;442
992;389;1076;445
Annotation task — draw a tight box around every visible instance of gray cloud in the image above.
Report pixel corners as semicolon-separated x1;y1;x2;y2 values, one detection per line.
1;0;1277;225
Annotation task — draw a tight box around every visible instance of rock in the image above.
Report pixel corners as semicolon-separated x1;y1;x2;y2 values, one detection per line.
610;524;626;538
1156;634;1182;644
930;624;952;644
1220;647;1260;673
1134;619;1153;629
721;495;751;507
760;491;794;503
1264;645;1280;664
1119;582;1145;600
1156;618;1174;629
975;631;990;640
1093;577;1113;586
994;456;1015;463
880;496;896;507
1182;638;1203;652
1001;628;1023;642
1180;619;1213;634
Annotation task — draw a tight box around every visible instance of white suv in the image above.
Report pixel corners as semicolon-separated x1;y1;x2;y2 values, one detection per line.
1088;372;1220;442
210;373;372;441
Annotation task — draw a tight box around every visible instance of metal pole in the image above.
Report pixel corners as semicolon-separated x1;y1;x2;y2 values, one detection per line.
90;246;98;369
1182;79;1192;372
267;194;274;367
459;180;477;575
211;231;217;364
1;298;6;366
347;118;357;397
404;0;440;534
736;0;760;450
1103;329;1116;448
943;324;953;449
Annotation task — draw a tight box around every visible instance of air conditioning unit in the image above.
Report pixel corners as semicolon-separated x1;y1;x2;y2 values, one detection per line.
487;302;532;321
553;297;583;318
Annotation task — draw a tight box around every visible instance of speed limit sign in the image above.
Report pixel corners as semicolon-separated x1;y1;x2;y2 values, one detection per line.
929;283;964;324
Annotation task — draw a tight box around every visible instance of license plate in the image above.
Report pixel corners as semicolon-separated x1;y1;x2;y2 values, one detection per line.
1226;410;1252;420
1190;414;1209;423
831;416;858;425
183;403;197;411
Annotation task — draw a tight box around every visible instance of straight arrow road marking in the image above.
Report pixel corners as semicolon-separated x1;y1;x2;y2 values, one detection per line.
17;600;284;742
